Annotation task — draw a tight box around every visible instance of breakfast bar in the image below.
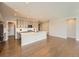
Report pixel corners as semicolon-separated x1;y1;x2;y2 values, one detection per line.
20;31;47;46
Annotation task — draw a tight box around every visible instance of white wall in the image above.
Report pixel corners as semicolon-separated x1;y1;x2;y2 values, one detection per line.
76;19;79;40
49;18;79;40
67;19;76;38
49;19;67;39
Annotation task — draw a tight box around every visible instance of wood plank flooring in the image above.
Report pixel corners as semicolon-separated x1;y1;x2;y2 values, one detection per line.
0;36;79;57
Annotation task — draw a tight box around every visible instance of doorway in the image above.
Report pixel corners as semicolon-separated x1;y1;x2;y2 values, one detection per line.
40;21;49;32
0;21;4;42
8;22;15;39
67;18;76;41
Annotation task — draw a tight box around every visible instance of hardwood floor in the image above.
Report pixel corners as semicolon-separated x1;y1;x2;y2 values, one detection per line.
0;36;79;57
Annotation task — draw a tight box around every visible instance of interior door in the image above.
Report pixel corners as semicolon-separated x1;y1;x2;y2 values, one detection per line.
0;23;3;41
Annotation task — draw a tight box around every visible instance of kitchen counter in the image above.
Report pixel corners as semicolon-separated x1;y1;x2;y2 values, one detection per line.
20;31;47;46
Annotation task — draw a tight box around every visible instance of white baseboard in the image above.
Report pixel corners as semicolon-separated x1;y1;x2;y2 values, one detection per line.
48;34;67;39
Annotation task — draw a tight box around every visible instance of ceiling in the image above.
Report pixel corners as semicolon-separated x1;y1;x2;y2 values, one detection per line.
3;2;79;21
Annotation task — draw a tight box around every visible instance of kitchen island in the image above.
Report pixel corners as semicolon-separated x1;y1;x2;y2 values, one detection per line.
20;31;47;46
